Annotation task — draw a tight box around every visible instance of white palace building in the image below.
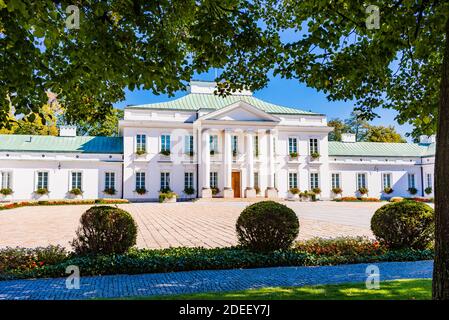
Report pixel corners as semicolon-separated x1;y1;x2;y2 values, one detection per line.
0;81;436;202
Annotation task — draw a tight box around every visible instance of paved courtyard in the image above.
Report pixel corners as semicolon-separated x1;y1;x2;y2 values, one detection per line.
0;201;385;249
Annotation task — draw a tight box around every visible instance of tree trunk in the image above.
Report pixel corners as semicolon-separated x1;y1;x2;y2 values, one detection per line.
432;16;449;300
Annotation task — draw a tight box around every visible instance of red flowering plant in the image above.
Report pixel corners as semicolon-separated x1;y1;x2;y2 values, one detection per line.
294;237;387;257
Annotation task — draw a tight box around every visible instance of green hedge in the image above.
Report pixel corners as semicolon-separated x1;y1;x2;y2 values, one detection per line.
0;246;433;281
0;199;129;211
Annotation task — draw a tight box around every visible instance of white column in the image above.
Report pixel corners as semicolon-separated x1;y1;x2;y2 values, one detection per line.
201;129;212;198
223;129;234;198
245;130;256;198
265;129;278;198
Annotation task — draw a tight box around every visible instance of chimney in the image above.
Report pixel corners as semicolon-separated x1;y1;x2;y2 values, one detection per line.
59;125;77;137
341;133;356;143
419;135;436;145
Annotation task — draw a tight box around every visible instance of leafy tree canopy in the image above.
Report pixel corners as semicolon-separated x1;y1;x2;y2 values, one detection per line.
0;0;274;129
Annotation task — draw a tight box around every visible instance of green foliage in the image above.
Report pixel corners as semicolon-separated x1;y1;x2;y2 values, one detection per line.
34;188;49;195
408;187;418;195
183;187;195;195
0;199;129;211
159;191;177;203
366;125;406;143
103;188;116;195
327;118;351;141
160;150;171;156
0;245;68;274
69;108;124;137
295;237;386;257
358;187;368;195
71;206;138;255
371;201;435;250
0;188;13;196
383;187;394;194
289;151;298;158
332;187;342;195
135;149;146;156
135;188;147;195
310;152;320;159
236;201;299;252
311;187;321;194
69;188;83;196
1;245;433;281
211;187;220;195
425;187;433;195
289;187;300;195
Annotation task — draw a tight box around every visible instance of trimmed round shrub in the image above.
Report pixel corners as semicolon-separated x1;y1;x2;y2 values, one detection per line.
71;206;138;255
236;201;299;252
371;201;434;250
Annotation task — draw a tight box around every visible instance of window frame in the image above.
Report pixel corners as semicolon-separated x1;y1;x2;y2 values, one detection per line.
382;172;392;189
288;137;298;154
357;172;368;189
36;171;49;190
310;172;319;189
309;138;319;154
160;134;171;152
331;173;341;189
0;171;12;189
136;134;146;152
288;172;298;189
71;171;83;190
210;171;218;189
105;172;116;190
135;172;146;190
408;173;416;189
184;172;194;190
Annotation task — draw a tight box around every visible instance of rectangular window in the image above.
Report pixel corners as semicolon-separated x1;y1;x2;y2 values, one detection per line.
331;173;340;189
184;135;194;154
309;138;318;154
382;173;392;189
184;172;194;190
210;172;218;188
408;173;416;189
253;135;259;157
105;172;115;189
357;173;367;189
136;134;146;152
254;172;259;189
310;173;319;189
0;172;11;189
288;137;297;154
160;172;170;191
210;135;218;153
288;172;298;189
136;172;145;189
37;171;48;189
71;172;82;190
426;173;432;189
232;135;238;154
161;135;171;152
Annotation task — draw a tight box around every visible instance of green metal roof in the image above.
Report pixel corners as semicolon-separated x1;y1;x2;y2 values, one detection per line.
0;135;123;154
126;93;319;115
328;141;435;157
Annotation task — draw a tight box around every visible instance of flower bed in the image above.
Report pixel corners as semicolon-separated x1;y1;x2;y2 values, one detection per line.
334;197;381;202
0;199;129;211
0;239;433;281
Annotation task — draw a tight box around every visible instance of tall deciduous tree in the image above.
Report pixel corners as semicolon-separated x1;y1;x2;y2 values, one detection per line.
217;0;448;299
327;118;350;141
366;125;407;143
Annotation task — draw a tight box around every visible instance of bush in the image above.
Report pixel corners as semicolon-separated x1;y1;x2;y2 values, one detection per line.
289;151;298;158
0;245;68;273
183;187;195;195
408;187;418;195
236;201;299;252
358;187;368;195
69;188;83;196
71;206;138;255
2;246;433;281
295;237;386;257
135;149;146;156
371;201;434;250
332;187;342;195
383;187;393;194
425;187;432;195
311;187;321;194
159;191;177;203
135;188;147;195
390;197;404;203
310;152;320;159
103;188;116;195
0;188;13;196
211;187;220;195
289;187;300;195
35;188;49;195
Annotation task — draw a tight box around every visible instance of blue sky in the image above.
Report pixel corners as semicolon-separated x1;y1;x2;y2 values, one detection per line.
114;70;413;141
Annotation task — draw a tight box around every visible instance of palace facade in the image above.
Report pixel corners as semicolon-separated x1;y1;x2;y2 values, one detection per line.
0;81;435;201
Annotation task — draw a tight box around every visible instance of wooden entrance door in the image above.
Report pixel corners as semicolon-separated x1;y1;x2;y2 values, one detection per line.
232;172;241;198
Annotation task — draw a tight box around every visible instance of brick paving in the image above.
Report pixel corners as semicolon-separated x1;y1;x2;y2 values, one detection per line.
0;260;432;300
0;201;382;249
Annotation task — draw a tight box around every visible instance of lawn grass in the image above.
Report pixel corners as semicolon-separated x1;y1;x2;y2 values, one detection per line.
123;279;431;300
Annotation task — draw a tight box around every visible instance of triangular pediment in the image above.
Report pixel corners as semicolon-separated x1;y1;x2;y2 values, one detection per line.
199;101;280;122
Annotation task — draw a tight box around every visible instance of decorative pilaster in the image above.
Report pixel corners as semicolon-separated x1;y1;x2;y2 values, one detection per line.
265;129;278;198
223;129;233;198
245;130;256;198
201;129;212;198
